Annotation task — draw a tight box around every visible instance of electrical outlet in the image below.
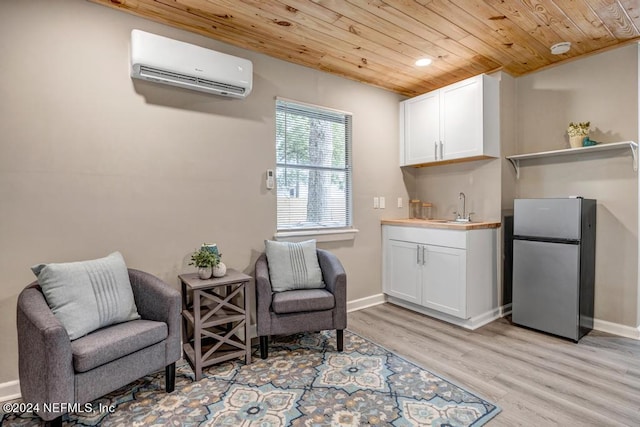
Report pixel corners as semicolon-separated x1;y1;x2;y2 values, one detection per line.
373;197;379;209
379;196;386;209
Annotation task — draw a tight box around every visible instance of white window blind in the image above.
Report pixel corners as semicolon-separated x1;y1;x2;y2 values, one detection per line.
275;99;352;231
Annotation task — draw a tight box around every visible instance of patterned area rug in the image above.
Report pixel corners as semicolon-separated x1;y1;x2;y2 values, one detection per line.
2;330;500;426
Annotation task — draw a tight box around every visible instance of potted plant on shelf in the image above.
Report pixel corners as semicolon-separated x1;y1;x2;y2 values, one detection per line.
567;121;590;148
189;247;219;279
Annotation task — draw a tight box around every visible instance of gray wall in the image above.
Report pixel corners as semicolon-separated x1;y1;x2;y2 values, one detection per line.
514;44;639;328
0;0;407;383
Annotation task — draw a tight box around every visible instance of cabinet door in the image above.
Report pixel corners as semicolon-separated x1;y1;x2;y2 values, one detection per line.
384;239;422;304
440;76;483;160
422;245;467;318
402;91;440;165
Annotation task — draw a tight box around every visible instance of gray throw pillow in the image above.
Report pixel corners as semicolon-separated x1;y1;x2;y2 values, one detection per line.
31;251;140;340
265;239;324;292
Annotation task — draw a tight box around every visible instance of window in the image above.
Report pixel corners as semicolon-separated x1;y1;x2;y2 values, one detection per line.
275;98;352;232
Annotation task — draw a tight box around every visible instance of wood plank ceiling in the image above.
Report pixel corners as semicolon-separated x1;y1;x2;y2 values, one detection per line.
90;0;640;96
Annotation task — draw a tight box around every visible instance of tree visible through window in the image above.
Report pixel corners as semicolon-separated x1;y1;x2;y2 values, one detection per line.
275;99;352;231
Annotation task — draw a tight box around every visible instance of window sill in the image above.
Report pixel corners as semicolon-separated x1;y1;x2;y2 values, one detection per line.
274;228;359;243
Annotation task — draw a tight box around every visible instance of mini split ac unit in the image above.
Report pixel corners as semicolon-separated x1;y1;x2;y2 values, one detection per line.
130;29;253;99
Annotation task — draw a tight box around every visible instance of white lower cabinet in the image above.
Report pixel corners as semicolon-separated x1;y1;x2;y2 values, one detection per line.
422;244;466;318
385;239;422;304
382;225;498;329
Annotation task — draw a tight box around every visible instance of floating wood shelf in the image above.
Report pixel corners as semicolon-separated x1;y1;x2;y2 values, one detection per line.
506;141;638;178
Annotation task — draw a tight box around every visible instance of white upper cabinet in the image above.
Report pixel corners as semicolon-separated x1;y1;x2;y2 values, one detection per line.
401;91;440;164
400;74;500;167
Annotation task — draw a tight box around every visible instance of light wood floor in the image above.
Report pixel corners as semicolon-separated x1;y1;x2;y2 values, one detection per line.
348;303;640;427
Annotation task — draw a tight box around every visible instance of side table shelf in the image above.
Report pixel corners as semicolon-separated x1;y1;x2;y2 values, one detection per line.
179;269;253;381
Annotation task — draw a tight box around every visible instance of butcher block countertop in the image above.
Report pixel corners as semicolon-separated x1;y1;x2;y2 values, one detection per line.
381;218;501;230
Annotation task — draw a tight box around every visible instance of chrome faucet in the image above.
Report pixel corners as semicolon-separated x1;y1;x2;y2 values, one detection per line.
458;192;466;221
453;192;474;222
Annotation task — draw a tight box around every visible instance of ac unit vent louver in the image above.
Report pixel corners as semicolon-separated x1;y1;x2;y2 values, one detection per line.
139;66;246;96
130;30;253;99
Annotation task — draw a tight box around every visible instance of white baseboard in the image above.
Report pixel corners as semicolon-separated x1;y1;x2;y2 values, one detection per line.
469;307;504;329
0;380;20;402
501;303;639;341
593;318;640;340
500;303;512;316
347;293;386;313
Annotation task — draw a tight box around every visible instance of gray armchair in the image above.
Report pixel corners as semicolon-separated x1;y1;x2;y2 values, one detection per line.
17;269;181;426
255;248;347;359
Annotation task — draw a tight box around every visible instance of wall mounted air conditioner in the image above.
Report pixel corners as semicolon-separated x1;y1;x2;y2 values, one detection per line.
130;29;253;99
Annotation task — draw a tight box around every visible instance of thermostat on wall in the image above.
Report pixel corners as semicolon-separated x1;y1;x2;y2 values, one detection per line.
266;169;274;190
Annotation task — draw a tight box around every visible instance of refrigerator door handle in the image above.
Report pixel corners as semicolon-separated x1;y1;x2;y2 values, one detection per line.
514;235;580;245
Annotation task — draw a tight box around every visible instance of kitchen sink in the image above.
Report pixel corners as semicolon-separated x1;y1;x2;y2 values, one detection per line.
412;218;477;224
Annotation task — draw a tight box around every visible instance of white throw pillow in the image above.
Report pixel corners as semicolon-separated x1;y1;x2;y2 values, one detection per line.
265;240;324;292
31;251;140;340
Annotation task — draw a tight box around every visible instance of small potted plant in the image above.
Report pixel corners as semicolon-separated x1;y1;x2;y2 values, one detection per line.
567;121;590;148
189;247;219;279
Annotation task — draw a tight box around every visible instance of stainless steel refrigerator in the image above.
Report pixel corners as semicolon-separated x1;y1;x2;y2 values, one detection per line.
512;198;596;342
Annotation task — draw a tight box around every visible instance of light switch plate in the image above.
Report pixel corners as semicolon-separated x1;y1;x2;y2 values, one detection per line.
379;196;386;209
373;197;379;209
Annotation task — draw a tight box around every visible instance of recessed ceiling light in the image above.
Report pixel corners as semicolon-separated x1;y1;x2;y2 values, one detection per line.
550;42;571;55
415;58;432;67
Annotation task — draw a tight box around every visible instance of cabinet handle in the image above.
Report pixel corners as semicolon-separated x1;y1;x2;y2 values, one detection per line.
422;245;426;265
434;142;438;160
439;141;443;159
417;244;421;264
